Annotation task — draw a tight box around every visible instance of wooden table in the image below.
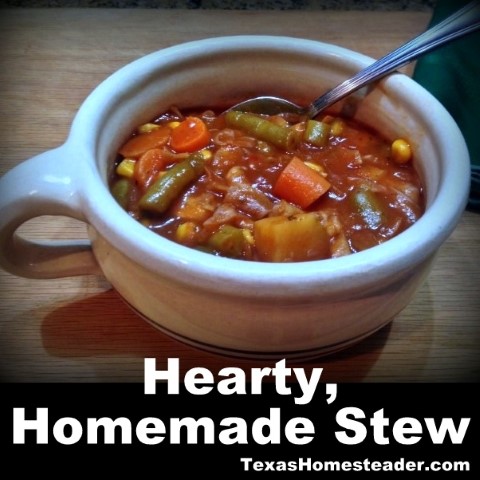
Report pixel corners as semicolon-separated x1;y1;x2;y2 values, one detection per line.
0;8;479;383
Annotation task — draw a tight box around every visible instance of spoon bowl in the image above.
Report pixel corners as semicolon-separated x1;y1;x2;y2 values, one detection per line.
230;1;480;118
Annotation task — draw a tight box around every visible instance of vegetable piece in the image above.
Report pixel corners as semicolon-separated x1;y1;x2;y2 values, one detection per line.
111;178;131;208
207;225;251;259
134;148;169;190
330;118;344;136
176;192;216;222
118;126;171;158
176;222;198;244
254;213;330;262
303;161;324;174
391;138;412;164
225;111;297;150
116;158;136;178
273;156;331;209
303;119;331;147
199;149;213;160
351;187;385;230
170;116;211;153
137;123;161;134
139;152;206;214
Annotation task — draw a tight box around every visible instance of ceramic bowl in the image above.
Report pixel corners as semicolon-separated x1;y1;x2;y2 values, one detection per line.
0;36;470;359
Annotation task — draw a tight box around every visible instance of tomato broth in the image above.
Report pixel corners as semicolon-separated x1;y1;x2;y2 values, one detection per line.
110;107;424;262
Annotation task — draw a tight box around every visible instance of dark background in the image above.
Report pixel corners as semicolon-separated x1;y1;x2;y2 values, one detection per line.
0;0;435;11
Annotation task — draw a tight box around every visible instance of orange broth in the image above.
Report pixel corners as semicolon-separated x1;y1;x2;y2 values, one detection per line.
110;107;424;262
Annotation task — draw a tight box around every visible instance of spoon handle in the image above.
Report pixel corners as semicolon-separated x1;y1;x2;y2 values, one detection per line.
308;0;480;118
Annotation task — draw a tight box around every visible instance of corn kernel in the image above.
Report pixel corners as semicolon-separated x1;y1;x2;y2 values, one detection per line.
330;118;344;136
257;140;273;153
116;158;136;178
137;123;161;134
304;161;324;174
391;138;412;164
167;121;181;129
176;222;197;243
199;149;213;160
242;229;255;245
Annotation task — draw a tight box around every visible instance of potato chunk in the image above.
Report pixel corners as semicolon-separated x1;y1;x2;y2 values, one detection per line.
254;213;330;262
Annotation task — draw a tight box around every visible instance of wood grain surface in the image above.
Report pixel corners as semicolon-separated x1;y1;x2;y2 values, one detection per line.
0;8;479;383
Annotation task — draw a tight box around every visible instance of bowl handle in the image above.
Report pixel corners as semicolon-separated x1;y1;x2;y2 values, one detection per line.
0;146;101;278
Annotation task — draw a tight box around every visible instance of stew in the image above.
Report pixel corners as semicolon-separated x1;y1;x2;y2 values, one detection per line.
110;106;424;262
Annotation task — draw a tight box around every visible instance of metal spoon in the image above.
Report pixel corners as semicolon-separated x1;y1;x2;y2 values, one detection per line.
229;1;480;118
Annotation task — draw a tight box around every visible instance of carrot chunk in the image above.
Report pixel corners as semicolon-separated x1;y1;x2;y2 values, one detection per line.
118;126;171;158
134;148;169;190
170;117;211;153
273;157;330;209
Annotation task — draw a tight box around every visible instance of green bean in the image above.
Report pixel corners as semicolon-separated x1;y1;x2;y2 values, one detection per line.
111;178;131;209
139;153;205;214
207;225;249;259
225;111;297;150
303;119;331;147
351;187;385;230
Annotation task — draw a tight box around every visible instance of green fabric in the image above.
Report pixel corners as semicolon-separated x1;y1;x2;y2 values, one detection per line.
413;0;480;211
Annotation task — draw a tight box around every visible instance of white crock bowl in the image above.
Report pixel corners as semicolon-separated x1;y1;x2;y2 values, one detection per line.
0;36;470;359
